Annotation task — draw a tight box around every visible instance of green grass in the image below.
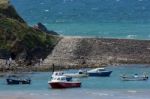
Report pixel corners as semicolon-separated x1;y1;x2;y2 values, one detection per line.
0;18;59;51
0;1;60;63
0;0;9;9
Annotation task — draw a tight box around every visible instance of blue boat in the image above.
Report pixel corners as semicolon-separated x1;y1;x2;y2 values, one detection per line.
87;68;112;77
6;75;31;85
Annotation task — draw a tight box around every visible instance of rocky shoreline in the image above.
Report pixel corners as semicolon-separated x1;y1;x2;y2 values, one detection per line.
1;37;150;72
43;37;150;66
1;0;150;72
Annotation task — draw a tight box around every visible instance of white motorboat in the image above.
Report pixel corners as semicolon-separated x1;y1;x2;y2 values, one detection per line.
64;70;88;78
120;74;148;81
48;76;81;89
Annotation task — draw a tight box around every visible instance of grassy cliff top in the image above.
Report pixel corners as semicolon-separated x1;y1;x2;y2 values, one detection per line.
0;18;56;49
0;0;9;9
0;0;9;4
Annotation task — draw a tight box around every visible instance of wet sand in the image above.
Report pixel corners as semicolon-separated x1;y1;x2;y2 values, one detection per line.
0;89;150;99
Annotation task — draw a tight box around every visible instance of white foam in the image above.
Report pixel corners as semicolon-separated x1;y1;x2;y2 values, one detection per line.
62;35;99;38
127;90;137;93
43;23;48;26
29;93;37;96
98;93;109;96
44;9;49;12
63;0;73;3
138;0;143;1
126;35;137;39
116;0;120;2
43;94;49;96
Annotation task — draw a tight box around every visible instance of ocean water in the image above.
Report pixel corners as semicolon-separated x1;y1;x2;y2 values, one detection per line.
10;0;150;39
1;64;150;99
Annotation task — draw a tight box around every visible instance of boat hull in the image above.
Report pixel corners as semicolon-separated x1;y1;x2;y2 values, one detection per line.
64;74;88;78
88;71;112;77
49;82;81;89
6;79;31;85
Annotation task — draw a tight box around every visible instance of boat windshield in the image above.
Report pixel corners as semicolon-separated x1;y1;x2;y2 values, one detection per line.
79;71;83;74
57;78;61;80
61;77;66;81
98;68;105;71
52;76;67;81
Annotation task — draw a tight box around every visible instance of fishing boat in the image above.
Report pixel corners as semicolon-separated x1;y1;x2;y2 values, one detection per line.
6;75;31;85
48;76;81;89
120;74;148;81
64;70;88;78
87;68;112;77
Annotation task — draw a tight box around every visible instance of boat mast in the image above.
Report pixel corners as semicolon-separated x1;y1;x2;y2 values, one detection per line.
52;64;55;73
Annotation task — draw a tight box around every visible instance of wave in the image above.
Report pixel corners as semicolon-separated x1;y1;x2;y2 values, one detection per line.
126;35;137;39
44;9;49;12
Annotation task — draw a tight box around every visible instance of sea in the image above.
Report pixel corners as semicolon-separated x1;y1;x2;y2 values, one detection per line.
10;0;150;39
1;65;150;99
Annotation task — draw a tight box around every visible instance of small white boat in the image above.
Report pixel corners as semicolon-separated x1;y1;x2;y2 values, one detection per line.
64;70;88;78
120;74;148;81
48;76;81;89
87;68;112;77
51;71;64;78
51;71;72;81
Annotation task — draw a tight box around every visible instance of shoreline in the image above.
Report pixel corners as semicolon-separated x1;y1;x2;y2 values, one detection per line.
0;63;150;73
0;89;150;99
1;37;150;72
61;36;150;41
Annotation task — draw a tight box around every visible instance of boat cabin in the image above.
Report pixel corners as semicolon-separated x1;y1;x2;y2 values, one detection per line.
52;71;64;77
78;70;87;74
88;68;105;73
51;76;72;82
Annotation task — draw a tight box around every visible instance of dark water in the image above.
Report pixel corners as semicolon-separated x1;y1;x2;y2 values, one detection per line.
10;0;150;39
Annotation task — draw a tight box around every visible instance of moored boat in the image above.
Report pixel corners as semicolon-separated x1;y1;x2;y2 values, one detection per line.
6;75;31;85
51;71;72;81
64;70;88;78
48;76;81;89
87;68;112;77
51;71;64;78
120;74;148;81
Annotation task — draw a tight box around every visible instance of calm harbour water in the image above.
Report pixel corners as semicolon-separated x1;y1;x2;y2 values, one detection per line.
1;64;150;99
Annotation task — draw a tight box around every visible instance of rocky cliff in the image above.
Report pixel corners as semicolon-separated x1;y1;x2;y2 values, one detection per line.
43;37;150;67
0;0;60;67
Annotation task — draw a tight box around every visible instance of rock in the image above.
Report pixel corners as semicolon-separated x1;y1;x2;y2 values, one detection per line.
43;37;150;67
34;22;59;35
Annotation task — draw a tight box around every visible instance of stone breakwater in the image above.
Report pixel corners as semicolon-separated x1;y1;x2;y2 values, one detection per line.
43;37;150;67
